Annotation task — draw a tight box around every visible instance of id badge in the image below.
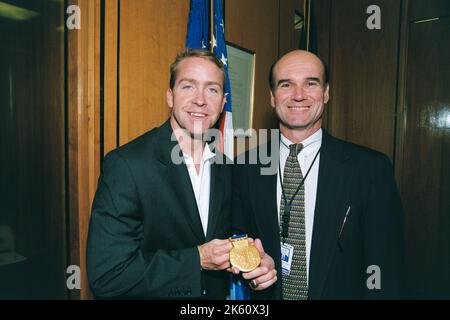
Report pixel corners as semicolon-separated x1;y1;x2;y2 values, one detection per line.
280;242;294;275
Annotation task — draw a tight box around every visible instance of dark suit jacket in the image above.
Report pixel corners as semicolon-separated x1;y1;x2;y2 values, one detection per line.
232;130;404;299
87;120;232;299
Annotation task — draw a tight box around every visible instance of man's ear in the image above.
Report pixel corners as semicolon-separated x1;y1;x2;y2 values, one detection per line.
166;89;174;108
324;84;330;104
270;90;276;109
221;94;226;113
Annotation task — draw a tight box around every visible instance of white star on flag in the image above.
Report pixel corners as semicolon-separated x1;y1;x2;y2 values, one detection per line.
220;20;224;33
211;34;217;48
220;53;227;66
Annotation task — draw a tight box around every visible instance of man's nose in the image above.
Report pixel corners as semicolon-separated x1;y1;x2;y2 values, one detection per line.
193;90;206;106
292;85;306;101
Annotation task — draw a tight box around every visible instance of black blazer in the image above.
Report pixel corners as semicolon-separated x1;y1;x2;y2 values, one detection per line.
87;120;232;299
232;130;404;299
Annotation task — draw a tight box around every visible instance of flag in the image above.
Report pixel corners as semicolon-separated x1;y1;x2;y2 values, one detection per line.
212;0;234;160
186;0;245;299
185;0;210;50
185;0;234;159
229;275;251;300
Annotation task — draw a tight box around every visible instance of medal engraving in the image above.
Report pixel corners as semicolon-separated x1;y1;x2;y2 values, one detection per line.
229;236;261;272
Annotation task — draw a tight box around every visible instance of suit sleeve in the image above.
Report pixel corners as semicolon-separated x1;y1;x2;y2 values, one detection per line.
86;151;202;298
363;154;404;299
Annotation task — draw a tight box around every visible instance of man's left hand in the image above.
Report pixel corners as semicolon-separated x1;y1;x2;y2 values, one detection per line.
235;238;278;291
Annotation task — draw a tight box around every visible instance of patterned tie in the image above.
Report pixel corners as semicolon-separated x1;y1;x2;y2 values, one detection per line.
280;143;308;300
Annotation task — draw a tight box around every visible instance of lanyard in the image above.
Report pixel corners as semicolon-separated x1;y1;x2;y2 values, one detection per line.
278;147;321;241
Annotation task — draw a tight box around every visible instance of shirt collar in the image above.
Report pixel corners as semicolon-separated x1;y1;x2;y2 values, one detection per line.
280;128;322;156
183;143;216;163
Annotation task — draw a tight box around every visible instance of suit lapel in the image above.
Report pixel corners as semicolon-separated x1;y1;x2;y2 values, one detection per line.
247;145;283;299
308;131;352;299
248;143;282;268
168;162;206;243
205;162;224;241
157;121;205;243
250;164;279;243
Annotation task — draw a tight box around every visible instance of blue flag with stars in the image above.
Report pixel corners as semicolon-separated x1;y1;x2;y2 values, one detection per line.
185;0;234;158
186;0;210;50
212;0;234;159
212;0;231;113
212;0;243;299
185;0;244;299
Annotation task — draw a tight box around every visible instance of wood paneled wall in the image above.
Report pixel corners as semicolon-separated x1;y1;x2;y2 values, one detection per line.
103;0;190;152
104;0;119;156
279;0;305;57
313;0;450;298
0;0;66;298
322;0;401;160
67;0;102;300
225;0;280;147
226;0;308;135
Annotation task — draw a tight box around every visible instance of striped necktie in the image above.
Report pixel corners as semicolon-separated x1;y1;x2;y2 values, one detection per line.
280;143;308;300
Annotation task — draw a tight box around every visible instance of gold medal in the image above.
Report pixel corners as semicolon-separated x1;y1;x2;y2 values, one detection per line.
229;235;261;272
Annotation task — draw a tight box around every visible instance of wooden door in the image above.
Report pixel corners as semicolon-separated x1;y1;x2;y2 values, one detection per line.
0;0;67;298
396;1;450;298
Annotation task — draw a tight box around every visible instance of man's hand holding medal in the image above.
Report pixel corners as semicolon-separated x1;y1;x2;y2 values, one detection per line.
197;234;277;291
228;235;277;291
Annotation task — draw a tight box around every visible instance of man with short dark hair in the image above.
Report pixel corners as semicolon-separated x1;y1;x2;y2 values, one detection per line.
233;50;403;299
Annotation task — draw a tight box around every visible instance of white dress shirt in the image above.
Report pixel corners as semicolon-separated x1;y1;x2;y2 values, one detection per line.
183;143;215;236
277;128;322;276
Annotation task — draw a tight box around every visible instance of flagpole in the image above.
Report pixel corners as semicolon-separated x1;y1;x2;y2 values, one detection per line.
210;0;214;53
306;0;311;51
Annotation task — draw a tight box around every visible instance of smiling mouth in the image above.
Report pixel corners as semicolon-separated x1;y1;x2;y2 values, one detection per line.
188;112;207;119
288;106;310;110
